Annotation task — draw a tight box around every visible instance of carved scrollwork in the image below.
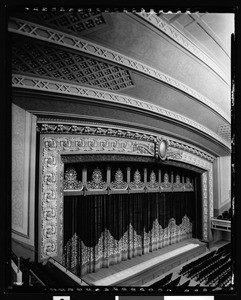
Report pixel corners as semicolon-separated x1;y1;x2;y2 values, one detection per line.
87;167;107;191
44;224;57;238
133;142;154;155
44;137;58;150
160;173;172;192
63;167;83;190
184;177;194;191
146;171;159;190
166;148;183;160
43;241;57;257
39;132;212;260
202;172;208;241
168;140;215;162
43;190;57;202
130;169;145;190
110;169;128;190
43;173;57;185
43;207;57;221
173;174;184;192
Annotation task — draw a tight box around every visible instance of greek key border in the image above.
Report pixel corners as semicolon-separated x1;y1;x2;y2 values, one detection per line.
39;133;213;260
38;122;216;162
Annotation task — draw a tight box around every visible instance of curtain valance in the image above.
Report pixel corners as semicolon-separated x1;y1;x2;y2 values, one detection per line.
63;163;194;195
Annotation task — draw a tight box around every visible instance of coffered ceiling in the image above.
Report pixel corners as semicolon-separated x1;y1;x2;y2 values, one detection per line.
9;9;234;157
12;37;134;91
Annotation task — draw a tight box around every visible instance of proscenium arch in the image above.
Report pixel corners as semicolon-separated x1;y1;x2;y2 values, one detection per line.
38;123;214;262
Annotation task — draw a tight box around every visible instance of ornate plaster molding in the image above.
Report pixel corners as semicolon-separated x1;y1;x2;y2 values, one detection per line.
37;119;217;161
136;12;230;85
208;165;214;219
168;148;213;172
12;74;230;149
39;133;213;259
168;139;216;162
167;149;213;237
201;172;209;241
9;17;230;122
38;123;216;162
40;135;154;259
43;135;155;156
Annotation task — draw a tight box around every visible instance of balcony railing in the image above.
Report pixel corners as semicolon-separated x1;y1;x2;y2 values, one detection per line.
211;218;231;232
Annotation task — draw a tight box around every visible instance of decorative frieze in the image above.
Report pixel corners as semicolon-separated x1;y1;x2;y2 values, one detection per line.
173;175;184;192
87;168;107;191
160;173;173;192
173;150;213;173
168;140;215;162
12;74;231;148
37;123;216;162
184;178;193;191
63;166;194;194
43;135;155;156
9;17;230;122
166;148;183;160
208;166;214;219
12;74;230;149
110;169;128;191
146;171;159;191
202;172;209;241
130;170;145;190
63;167;83;190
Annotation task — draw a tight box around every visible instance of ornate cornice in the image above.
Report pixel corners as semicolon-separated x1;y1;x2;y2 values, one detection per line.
35;116;221;161
168;140;215;162
9;17;230;122
43;135;155;156
36;116;218;162
37;123;216;162
136;12;230;86
39;123;157;142
171;150;213;172
12;74;230;149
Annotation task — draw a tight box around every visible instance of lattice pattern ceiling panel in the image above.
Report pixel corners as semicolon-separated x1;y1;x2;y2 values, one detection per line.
217;124;231;142
15;11;107;35
11;39;134;91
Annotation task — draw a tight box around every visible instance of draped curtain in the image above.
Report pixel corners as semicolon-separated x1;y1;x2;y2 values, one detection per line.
63;192;194;277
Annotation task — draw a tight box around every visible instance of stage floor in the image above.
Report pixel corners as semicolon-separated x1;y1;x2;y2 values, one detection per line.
82;238;205;286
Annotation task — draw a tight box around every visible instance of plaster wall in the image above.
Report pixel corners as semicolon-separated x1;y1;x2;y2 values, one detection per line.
213;156;231;216
12;103;37;259
88;13;230;113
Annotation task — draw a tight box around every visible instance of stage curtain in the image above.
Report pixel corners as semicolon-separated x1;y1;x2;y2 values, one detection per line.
62;192;194;277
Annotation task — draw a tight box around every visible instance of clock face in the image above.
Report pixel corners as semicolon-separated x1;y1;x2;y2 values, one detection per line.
159;140;167;159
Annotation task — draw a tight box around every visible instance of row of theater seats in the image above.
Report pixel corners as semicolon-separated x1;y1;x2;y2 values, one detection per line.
179;243;232;286
150;243;232;288
217;208;232;221
150;272;192;288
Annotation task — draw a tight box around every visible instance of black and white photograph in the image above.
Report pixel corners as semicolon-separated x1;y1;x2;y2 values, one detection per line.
1;0;239;299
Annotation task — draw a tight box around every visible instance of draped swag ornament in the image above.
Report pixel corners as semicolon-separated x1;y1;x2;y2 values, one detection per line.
62;192;194;277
